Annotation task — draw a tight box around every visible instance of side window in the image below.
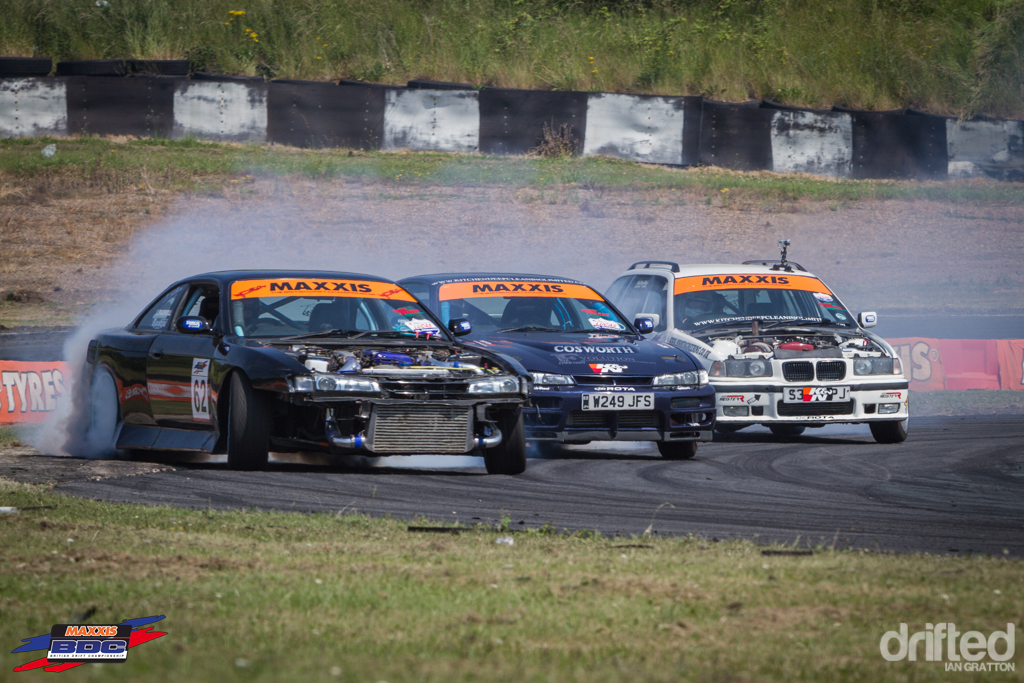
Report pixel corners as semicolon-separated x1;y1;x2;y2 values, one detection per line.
136;285;186;331
612;276;669;331
403;283;430;306
180;285;221;331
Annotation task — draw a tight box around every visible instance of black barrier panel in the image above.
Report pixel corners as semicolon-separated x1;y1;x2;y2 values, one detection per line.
65;76;175;137
699;104;774;171
848;112;947;180
0;57;52;77
680;96;704;166
127;60;190;76
267;81;385;149
193;71;265;83
479;89;587;155
760;99;833;114
407;79;475;90
338;79;392;89
56;60;126;77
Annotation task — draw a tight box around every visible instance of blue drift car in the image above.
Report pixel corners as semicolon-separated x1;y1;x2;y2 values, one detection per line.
399;273;715;459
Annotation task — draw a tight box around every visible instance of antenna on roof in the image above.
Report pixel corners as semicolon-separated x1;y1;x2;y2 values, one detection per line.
778;239;791;268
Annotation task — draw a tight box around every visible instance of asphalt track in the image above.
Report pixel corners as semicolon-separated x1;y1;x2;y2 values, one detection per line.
55;416;1024;557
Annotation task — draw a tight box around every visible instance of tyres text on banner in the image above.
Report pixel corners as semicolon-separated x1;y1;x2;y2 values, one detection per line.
0;361;71;424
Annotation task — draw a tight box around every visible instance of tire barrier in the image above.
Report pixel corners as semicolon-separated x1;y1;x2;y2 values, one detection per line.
1;341;1021;425
2;70;1023;181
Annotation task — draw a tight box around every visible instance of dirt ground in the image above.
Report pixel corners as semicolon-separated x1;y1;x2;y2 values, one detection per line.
2;176;1024;327
0;448;173;486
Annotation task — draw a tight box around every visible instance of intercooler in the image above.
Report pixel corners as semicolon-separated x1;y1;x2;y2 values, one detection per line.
368;404;474;454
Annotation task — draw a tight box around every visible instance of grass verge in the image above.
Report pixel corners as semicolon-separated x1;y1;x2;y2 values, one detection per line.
3;137;1024;205
0;480;1021;682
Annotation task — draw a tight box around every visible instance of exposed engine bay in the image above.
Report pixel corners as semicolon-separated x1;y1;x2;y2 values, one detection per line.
690;326;894;364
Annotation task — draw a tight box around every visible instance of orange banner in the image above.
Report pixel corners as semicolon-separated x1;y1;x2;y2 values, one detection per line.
674;273;834;295
439;281;601;301
230;279;415;301
996;340;1024;391
0;361;71;424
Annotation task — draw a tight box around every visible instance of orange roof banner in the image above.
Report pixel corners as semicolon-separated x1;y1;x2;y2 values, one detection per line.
673;274;834;295
439;281;602;301
231;279;415;302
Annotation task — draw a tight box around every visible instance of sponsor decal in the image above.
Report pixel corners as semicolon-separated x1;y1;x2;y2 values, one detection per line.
583;309;608;317
438;281;600;301
671;338;712;359
149;309;172;328
674;274;834;295
394;307;422;316
555;354;584;365
182;318;204;330
191;359;210;423
592;386;636;392
836;313;848;321
589;318;625;331
553;345;635;354
881;391;902;400
879;622;1015;671
12;616;167;673
718;394;746;404
818;302;843;309
813;292;834;302
0;362;70;424
395;318;439;333
746;394;762;405
230;279;414;301
590;363;627;374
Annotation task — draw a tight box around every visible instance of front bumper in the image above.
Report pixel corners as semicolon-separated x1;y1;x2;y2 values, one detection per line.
524;385;716;443
712;380;909;425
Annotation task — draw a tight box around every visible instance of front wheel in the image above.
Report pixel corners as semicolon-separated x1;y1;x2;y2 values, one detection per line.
226;372;270;471
657;440;698;460
484;408;526;475
870;419;908;444
769;425;806;437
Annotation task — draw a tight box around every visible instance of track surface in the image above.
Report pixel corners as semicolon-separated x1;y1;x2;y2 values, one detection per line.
55;416;1024;556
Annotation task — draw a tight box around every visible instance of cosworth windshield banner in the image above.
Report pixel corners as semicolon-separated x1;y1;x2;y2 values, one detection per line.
230;279;416;301
439;281;602;300
673;274;834;295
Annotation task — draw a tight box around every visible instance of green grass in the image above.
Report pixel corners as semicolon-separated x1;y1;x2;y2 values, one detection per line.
4;137;1024;206
2;0;1023;118
0;426;20;448
0;479;1020;683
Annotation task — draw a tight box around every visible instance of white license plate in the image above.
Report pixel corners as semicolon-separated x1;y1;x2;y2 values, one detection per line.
581;393;654;411
784;386;851;403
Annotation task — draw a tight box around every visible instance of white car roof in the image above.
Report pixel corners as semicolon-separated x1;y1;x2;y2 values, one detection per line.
631;263;824;281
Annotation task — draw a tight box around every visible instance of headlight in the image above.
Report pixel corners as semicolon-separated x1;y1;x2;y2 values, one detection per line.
853;358;894;376
653;370;708;387
468;376;520;394
709;360;775;378
530;372;575;386
291;374;380;393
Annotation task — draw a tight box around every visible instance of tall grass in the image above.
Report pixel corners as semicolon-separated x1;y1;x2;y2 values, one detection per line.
0;0;1021;116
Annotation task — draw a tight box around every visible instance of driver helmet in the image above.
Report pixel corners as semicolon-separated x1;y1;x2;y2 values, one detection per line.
681;291;717;319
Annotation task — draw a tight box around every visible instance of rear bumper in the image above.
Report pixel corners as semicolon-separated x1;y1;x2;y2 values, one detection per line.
525;385;716;442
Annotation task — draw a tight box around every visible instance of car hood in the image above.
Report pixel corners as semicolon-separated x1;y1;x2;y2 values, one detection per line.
463;332;698;377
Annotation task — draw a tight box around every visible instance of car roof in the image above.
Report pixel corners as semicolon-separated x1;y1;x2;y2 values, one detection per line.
401;273;589;287
175;270;398;287
627;263;824;280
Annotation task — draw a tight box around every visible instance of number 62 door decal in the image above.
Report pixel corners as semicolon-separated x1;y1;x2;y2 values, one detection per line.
191;358;211;422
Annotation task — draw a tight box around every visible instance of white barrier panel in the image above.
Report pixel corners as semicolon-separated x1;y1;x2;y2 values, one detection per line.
946;119;1024;179
172;80;267;143
770;110;852;177
583;94;684;165
0;78;67;139
383;89;479;153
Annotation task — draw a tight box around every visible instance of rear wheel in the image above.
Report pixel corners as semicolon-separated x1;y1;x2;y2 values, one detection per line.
657;440;698;460
769;425;806;437
870;419;908;444
484;408;526;475
226;372;270;471
83;369;121;456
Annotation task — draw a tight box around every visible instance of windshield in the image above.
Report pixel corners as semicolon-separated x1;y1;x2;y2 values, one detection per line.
228;278;442;339
436;280;630;337
673;273;854;331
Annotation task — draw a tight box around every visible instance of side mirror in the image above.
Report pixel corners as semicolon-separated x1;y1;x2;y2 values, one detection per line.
634;316;656;334
448;318;472;337
176;316;212;334
858;311;877;328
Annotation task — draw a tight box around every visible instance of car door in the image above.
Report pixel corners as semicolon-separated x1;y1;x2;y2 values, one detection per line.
146;282;221;429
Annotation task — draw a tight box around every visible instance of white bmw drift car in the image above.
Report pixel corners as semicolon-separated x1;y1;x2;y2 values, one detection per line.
607;242;909;443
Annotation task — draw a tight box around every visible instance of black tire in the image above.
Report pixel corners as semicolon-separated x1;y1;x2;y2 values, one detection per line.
127;59;190;76
769;425;806;437
83;368;121;456
657;440;698;460
55;60;126;77
484;408;527;475
0;57;52;77
226;372;270;471
715;424;748;434
870;419;908;444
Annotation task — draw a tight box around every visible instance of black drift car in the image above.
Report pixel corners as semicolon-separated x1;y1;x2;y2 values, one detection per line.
78;271;531;474
399;273;715;459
